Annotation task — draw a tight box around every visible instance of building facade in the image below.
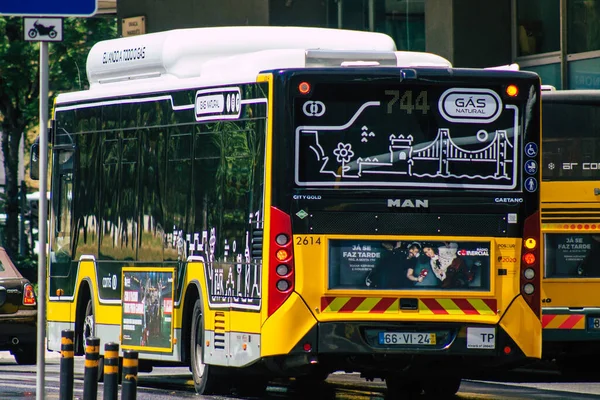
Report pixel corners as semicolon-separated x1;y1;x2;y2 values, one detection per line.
115;0;599;90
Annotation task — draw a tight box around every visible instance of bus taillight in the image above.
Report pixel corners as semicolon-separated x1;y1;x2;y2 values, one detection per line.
520;211;541;318
268;207;295;316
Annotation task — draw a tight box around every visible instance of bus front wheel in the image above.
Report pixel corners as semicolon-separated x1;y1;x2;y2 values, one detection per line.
190;299;221;394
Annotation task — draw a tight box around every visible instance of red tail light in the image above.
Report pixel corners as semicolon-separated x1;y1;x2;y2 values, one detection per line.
520;211;540;318
268;207;295;316
23;283;36;306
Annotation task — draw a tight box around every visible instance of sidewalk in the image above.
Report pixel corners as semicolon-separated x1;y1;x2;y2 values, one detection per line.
0;341;61;361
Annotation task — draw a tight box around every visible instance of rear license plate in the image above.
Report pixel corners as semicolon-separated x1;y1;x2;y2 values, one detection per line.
378;332;436;345
588;317;600;329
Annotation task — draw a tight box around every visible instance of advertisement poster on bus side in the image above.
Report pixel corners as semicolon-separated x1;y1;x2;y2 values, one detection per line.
121;268;174;351
545;234;600;278
328;239;490;290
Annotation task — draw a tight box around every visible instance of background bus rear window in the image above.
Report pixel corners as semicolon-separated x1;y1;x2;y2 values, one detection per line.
542;102;600;181
544;233;600;278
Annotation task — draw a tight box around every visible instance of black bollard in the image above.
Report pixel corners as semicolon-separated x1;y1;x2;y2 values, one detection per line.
59;329;75;400
83;337;100;400
103;342;119;400
121;350;139;400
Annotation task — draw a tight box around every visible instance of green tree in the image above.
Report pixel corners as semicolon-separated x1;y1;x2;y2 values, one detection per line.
0;16;117;260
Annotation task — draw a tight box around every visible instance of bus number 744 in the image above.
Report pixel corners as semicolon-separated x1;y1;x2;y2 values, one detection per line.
385;90;430;115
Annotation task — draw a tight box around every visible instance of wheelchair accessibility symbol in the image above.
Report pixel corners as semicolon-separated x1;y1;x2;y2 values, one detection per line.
525;142;538;158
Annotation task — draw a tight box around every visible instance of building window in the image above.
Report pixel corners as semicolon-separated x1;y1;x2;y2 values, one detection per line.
333;0;425;51
567;0;600;54
522;63;562;89
516;0;560;56
375;0;425;51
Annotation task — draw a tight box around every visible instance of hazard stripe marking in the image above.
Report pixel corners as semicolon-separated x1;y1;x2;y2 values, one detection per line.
543;314;585;330
370;298;398;313
339;297;366;312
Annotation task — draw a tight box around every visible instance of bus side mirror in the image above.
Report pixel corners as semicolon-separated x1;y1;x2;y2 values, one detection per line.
30;139;39;181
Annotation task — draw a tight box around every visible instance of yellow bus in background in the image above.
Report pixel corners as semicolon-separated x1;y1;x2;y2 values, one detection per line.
41;26;543;398
541;89;600;375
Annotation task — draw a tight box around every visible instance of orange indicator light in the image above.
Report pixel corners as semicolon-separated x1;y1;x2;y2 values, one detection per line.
506;84;518;97
298;81;311;94
276;249;289;261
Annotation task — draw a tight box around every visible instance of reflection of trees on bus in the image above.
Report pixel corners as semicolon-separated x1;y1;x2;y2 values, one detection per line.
52;84;266;305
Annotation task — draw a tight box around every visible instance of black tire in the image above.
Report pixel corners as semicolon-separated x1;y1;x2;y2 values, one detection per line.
49;30;57;38
234;377;268;397
557;357;594;379
80;298;105;382
190;299;221;394
28;29;37;38
13;347;37;365
296;368;329;383
75;296;93;355
385;376;422;399
423;377;461;398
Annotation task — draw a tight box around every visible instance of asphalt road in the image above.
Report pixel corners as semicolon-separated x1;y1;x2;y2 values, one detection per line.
2;350;600;399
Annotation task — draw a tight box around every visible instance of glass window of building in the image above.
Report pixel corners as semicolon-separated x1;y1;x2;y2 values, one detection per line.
568;0;600;54
375;0;425;51
333;0;425;51
516;0;560;56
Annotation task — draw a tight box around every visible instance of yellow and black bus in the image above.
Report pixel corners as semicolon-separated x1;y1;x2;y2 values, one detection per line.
541;89;600;375
42;26;542;397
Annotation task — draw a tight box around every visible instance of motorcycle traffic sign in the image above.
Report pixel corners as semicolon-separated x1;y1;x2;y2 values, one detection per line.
24;18;63;42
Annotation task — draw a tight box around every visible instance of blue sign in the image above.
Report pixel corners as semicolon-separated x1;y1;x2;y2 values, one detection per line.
0;0;97;17
524;142;538;158
524;177;538;193
524;160;537;175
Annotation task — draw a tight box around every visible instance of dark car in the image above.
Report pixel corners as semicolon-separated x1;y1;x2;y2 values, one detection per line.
0;247;37;365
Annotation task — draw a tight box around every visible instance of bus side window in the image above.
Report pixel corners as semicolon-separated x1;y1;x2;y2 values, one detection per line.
30;139;39;181
52;150;74;262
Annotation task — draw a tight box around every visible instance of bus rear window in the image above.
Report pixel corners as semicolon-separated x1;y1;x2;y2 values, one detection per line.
294;81;527;191
544;233;600;278
542;102;600;181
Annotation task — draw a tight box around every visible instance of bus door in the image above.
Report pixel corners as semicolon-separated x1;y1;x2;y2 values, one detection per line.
50;146;74;279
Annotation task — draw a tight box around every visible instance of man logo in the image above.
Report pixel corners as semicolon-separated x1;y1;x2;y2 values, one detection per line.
302;101;326;117
387;199;429;208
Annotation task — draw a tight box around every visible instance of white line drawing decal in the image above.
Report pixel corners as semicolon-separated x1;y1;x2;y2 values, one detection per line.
295;101;520;190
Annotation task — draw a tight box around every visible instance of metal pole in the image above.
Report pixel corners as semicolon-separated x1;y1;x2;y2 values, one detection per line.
337;0;343;29
19;180;25;255
83;337;100;400
103;342;120;400
36;40;49;400
59;330;74;400
121;350;138;400
368;0;375;32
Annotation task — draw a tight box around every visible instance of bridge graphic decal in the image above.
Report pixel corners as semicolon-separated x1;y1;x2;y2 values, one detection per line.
295;101;520;190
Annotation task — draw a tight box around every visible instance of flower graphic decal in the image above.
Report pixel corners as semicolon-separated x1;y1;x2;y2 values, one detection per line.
333;142;354;163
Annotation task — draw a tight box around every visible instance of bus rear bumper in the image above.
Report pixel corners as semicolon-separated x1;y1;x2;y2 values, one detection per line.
263;321;534;378
542;308;600;358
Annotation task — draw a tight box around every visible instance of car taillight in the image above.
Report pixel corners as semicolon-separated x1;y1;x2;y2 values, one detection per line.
520;211;540;318
268;206;294;317
23;283;36;306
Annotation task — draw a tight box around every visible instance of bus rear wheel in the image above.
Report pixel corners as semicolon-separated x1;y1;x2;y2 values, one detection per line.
190;299;222;394
385;376;423;399
423;377;462;398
